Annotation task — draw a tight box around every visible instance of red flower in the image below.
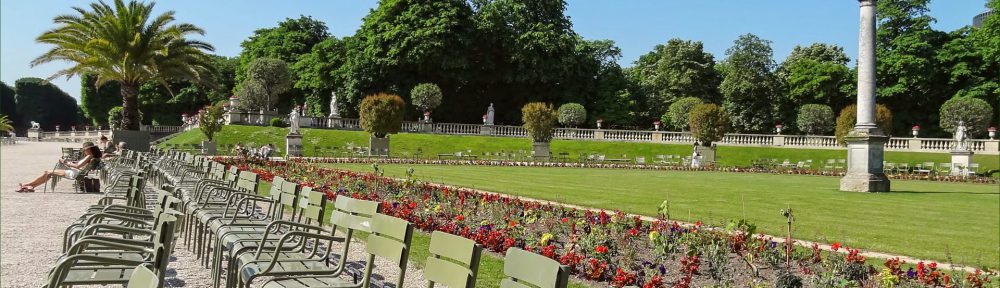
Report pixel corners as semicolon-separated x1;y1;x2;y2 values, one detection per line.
595;245;608;254
561;217;569;223
454;215;465;222
831;242;841;251
509;220;517;228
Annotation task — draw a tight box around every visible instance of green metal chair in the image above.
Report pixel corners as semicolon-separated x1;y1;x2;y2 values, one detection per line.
425;231;483;288
127;265;159;288
45;214;177;288
234;196;380;288
500;248;570;288
260;213;414;288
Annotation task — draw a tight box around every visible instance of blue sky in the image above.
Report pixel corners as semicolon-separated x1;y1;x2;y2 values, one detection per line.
0;0;989;101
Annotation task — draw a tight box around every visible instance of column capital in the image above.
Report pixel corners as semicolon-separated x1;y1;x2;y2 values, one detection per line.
858;0;875;7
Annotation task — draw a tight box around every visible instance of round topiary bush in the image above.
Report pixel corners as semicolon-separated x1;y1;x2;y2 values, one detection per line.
835;104;892;145
557;103;586;127
410;83;443;113
688;103;730;146
796;104;835;135
940;97;993;137
360;93;406;138
522;102;558;143
666;97;703;131
269;118;284;127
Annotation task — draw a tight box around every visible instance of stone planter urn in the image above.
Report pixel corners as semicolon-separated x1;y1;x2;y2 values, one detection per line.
369;136;390;156
202;140;217;155
532;141;550;161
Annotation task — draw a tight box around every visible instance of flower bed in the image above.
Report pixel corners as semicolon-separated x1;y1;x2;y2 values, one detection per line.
220;158;996;287
285;156;999;185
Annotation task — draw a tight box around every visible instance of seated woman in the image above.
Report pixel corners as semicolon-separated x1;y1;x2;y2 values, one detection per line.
102;141;127;159
16;144;102;192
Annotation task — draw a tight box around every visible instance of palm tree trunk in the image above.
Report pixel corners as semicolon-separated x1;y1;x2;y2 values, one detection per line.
120;83;141;130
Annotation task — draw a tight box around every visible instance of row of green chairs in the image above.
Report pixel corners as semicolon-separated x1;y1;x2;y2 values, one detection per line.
156;152;571;288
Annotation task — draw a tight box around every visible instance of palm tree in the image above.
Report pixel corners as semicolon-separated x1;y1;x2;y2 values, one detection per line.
32;0;215;130
0;115;13;134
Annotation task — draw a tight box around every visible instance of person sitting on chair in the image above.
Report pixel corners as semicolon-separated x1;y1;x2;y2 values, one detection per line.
16;143;102;192
102;141;127;158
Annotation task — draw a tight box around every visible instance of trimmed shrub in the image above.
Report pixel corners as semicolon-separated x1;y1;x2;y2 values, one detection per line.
522;102;558;143
835;104;892;145
666;97;703;131
688;103;730;146
269;118;284;127
940;97;993;137
557;103;587;127
198;104;225;141
360;93;406;138
796;104;835;135
410;83;443;112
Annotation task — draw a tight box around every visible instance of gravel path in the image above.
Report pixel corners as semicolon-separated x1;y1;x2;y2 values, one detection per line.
1;142;427;287
1;142;103;287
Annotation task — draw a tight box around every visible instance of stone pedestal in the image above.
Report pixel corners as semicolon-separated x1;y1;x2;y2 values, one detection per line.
839;128;890;192
202;141;217;156
950;150;973;176
27;128;40;139
532;142;550;161
698;145;717;165
772;135;785;146
111;130;151;152
285;133;303;158
369;136;390;156
481;125;494;135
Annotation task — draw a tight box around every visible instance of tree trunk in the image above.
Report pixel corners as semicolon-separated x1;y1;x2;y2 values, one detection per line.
120;84;140;131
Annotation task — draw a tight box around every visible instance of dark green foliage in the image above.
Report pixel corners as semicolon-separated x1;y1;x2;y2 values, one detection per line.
939;97;993;137
522;102;558;143
238;15;330;82
359;93;405;138
666;97;703;131
80;73;120;127
269;118;285;128
689;103;730;146
14;77;80;130
292;37;347;117
835;104;894;145
628;38;722;120
778;43;855;132
237;57;292;112
720;34;780;133
0;81;18;130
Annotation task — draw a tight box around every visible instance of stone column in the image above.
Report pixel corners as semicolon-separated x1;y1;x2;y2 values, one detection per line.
841;0;890;192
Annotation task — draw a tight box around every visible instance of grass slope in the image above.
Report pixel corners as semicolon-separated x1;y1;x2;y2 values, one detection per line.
165;125;999;170
323;163;1000;269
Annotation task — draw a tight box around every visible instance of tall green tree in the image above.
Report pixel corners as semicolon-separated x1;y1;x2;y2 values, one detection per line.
0;81;18;130
32;0;216;130
349;0;476;122
628;38;722;121
292;37;348;116
14;77;81;130
80;73;120;127
236;57;291;112
238;16;329;82
719;34;780;133
875;0;950;136
777;43;854;132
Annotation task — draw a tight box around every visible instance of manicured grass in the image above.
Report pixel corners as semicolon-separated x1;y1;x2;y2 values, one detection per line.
323;163;1000;269
163;125;1000;170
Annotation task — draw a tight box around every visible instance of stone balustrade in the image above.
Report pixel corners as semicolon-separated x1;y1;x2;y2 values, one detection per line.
224;112;999;155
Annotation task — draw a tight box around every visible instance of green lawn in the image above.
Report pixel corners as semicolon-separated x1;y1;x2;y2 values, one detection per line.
163;125;1000;171
322;163;1000;269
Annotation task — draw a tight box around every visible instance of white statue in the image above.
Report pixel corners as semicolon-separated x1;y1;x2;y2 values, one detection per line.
486;103;495;126
329;91;340;118
30;121;40;129
954;120;968;151
289;106;301;134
